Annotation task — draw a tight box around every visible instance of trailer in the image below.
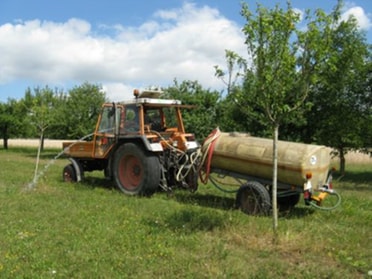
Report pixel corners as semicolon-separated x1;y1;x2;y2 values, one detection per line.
199;128;341;215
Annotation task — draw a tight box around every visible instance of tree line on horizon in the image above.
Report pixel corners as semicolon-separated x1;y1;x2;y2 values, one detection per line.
0;82;107;149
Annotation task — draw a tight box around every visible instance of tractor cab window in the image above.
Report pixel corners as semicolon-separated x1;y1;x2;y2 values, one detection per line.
97;106;116;134
94;105;121;157
144;108;163;131
144;106;181;132
162;107;179;129
123;105;139;132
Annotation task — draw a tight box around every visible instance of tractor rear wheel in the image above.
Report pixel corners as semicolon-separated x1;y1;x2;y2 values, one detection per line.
113;143;160;196
236;181;271;216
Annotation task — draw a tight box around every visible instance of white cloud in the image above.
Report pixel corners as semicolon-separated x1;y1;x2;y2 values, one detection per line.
0;3;246;101
292;8;304;21
341;5;372;30
101;82;134;101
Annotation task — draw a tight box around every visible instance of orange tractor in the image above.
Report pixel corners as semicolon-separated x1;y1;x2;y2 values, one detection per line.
62;90;200;196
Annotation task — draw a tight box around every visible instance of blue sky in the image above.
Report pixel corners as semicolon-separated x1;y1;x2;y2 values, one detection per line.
1;0;371;102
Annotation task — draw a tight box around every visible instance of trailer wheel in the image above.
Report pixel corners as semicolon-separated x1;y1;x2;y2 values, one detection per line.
113;143;160;196
236;181;271;216
63;164;77;182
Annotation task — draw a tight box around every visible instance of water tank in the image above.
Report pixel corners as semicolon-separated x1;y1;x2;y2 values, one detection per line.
209;132;331;188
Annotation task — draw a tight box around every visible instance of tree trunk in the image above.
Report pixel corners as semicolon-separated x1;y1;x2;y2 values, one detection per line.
2;125;8;149
40;132;45;152
339;147;346;175
3;137;8;149
272;124;279;243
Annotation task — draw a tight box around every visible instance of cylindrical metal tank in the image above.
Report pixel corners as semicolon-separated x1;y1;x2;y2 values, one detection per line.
209;132;331;188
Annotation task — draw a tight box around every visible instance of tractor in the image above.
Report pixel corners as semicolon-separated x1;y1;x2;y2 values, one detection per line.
62;89;200;196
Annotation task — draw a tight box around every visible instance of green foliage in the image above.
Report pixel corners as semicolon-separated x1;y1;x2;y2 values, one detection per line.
164;80;221;141
62;82;107;139
0;82;106;143
240;2;316;128
211;0;371;174
0;101;21;145
214;49;247;95
21;86;65;142
213;50;271;136
217;89;271;136
302;2;371;172
0;98;33;149
0;148;371;278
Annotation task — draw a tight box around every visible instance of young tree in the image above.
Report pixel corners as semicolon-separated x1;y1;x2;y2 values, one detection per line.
22;86;59;151
239;2;332;236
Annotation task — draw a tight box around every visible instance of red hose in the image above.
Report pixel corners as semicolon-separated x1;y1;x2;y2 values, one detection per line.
199;128;220;184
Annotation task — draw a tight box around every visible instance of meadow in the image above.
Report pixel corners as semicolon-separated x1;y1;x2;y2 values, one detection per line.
0;147;371;278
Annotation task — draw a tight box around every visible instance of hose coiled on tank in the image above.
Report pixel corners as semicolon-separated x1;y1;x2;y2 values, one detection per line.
199;128;221;184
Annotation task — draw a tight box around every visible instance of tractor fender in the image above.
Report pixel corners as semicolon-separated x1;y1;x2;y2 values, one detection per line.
68;158;84;182
116;135;163;153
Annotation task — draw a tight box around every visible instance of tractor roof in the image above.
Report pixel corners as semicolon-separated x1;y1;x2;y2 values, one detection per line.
117;90;183;106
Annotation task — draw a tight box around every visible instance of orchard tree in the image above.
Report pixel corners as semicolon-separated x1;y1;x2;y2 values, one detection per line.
0;102;12;149
239;2;334;235
0;100;23;149
19;82;106;141
22;86;61;150
45;92;70;139
64;82;107;139
362;59;372;155
305;12;371;174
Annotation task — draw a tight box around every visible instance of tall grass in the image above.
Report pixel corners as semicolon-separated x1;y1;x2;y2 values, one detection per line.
0;148;371;278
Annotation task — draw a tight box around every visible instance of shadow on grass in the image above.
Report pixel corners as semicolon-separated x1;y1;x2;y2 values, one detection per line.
173;192;236;211
278;206;315;219
334;171;372;191
173;191;316;220
73;176;115;191
165;208;227;233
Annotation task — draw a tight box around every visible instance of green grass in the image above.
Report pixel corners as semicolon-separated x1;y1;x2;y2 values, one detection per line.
0;148;371;278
